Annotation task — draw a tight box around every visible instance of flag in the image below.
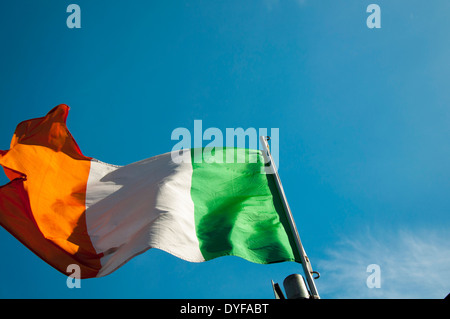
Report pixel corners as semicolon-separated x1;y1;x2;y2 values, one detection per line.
0;105;300;278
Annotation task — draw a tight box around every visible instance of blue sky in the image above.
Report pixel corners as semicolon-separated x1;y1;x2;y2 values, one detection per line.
0;0;449;299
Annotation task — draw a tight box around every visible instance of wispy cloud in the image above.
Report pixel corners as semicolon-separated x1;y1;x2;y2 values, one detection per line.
316;228;450;299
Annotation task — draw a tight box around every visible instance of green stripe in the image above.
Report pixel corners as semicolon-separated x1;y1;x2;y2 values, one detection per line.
190;147;300;264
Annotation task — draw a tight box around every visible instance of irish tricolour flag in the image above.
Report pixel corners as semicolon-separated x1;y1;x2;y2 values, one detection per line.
0;105;300;278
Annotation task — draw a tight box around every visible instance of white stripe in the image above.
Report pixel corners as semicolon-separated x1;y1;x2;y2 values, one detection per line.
85;150;204;277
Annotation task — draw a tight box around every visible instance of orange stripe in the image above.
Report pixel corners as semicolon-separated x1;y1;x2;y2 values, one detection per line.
0;178;100;278
0;105;102;277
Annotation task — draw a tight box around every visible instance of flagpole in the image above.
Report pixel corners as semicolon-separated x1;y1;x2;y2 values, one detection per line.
260;136;320;299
